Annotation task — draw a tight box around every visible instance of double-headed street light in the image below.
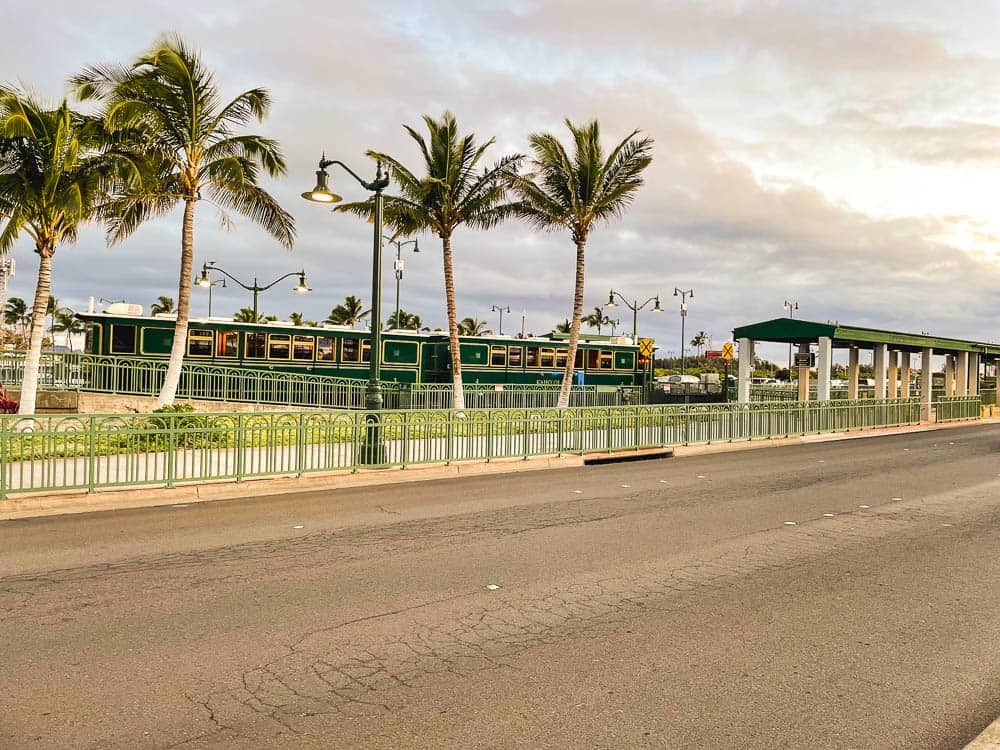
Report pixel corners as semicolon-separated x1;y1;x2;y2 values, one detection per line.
302;155;390;465
197;262;310;322
783;299;799;374
384;236;419;327
491;304;511;335
674;287;694;375
605;290;662;342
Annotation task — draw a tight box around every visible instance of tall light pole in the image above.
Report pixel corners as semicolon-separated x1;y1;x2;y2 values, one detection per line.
520;309;527;339
197;263;310;322
194;275;226;318
604;290;662;342
674;288;694;375
384;236;419;327
491;304;511;335
302;156;390;464
783;300;799;375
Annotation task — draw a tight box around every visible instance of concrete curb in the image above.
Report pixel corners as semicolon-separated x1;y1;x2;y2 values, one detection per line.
2;417;996;521
965;716;1000;749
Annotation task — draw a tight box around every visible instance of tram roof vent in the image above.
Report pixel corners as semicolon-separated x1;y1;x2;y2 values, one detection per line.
104;302;143;317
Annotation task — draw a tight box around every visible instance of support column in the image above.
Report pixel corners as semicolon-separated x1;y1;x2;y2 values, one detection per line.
847;347;860;400
797;343;811;401
887;351;899;399
956;352;969;396
817;337;832;401
921;348;933;421
968;353;980;397
873;343;887;400
900;353;911;399
945;355;956;396
737;338;754;403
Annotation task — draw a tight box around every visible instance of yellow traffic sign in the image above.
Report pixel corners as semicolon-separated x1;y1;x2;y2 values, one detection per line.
721;341;734;361
638;338;654;357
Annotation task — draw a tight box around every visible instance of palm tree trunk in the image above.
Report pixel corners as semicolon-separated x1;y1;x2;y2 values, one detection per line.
558;238;587;409
441;234;465;411
18;247;54;416
156;197;196;407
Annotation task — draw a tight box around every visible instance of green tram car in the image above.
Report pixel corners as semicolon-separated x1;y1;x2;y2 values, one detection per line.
77;307;653;389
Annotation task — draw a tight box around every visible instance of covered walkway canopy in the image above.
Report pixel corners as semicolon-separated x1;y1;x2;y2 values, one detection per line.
732;318;1000;411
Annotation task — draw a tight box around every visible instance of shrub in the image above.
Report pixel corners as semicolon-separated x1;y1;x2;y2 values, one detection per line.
0;383;18;414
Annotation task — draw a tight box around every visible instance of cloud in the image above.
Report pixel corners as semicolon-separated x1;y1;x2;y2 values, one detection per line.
3;0;1000;359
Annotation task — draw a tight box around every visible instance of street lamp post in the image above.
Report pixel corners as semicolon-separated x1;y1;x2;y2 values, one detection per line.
197;263;311;322
520;309;527;339
608;318;621;337
605;289;662;342
783;300;799;375
384;236;419;327
302;156;390;464
491;304;511;335
194;276;226;318
673;288;694;375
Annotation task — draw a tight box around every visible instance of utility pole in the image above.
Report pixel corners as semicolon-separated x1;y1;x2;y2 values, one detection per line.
784;300;799;376
674;288;694;375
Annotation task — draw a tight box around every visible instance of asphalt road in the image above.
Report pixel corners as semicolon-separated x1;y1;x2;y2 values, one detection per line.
2;424;1000;749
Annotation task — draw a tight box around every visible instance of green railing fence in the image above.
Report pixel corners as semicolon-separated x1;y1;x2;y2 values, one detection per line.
0;396;953;499
935;395;983;422
0;351;645;410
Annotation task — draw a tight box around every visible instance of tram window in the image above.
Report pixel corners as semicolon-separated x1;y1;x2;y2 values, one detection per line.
555;350;568;368
187;328;213;357
526;347;538;367
617;352;635;370
508;346;522;367
268;334;291;360
317;337;334;362
361;340;371;363
490;345;507;367
540;348;555;367
575;349;583;368
110;324;136;354
85;323;102;354
293;335;315;361
600;350;614;370
587;349;600;369
217;331;238;357
342;338;360;363
245;332;266;359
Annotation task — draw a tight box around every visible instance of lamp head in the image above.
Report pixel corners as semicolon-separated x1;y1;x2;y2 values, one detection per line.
301;168;342;204
196;265;211;288
413;238;419;253
294;272;312;294
606;290;616;307
652;296;662;312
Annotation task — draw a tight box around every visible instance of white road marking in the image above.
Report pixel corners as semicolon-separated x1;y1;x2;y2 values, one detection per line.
823;513;835;517
783;521;797;526
485;584;501;591
573;490;583;494
292;525;304;529
859;505;871;509
621;484;630;488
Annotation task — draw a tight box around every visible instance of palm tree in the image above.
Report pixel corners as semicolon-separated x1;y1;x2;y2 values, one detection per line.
325;295;369;327
458;317;491;336
511;119;653;408
336;112;522;410
288;311;304;326
51;307;84;350
584;305;610;334
233;307;264;323
149;295;174;315
555;319;571;334
387;309;425;330
73;35;296;407
690;331;708;356
4;296;28;336
0;88;116;415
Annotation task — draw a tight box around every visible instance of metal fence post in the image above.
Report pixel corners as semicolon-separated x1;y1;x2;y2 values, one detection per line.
296;411;306;477
87;415;96;493
166;414;176;488
0;417;7;500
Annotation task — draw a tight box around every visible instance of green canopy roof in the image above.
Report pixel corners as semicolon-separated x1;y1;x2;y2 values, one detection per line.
732;318;1000;357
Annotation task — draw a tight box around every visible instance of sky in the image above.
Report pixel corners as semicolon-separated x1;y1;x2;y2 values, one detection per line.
4;0;1000;363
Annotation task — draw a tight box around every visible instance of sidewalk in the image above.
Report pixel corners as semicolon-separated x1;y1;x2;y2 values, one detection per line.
966;717;1000;749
